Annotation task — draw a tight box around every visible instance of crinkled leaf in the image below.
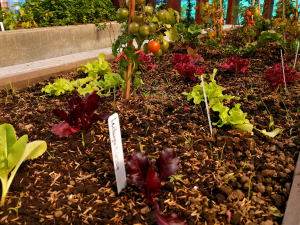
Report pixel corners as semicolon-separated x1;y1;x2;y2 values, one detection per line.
126;151;152;187
165;27;180;42
155;148;180;182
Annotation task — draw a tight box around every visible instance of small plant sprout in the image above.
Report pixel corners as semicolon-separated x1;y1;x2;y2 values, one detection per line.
145;125;150;134
146;106;149;114
217;143;226;167
244;84;254;99
259;96;274;130
46;149;55;159
142;91;150;98
166;78;171;86
247;175;253;211
225;172;239;183
243;161;249;169
279;95;293;130
169;172;184;183
209;142;213;157
269;206;283;217
139;142;144;153
10;82;15;95
82;133;85;147
183;135;194;147
8;192;23;217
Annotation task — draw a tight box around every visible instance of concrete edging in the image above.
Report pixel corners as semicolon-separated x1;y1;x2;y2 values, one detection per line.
282;153;300;225
0;22;121;68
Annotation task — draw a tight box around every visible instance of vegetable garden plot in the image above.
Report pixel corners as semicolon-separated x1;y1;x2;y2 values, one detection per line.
0;28;300;224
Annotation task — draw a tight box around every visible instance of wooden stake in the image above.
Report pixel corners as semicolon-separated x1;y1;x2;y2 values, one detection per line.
252;0;255;6
283;0;286;41
124;0;135;100
220;0;223;42
258;0;261;11
296;0;299;21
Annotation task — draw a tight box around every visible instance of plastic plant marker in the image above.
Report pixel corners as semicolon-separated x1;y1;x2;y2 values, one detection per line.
294;42;299;69
280;49;287;93
201;75;213;136
0;22;4;31
108;113;127;194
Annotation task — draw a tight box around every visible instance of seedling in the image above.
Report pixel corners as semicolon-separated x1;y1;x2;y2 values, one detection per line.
183;135;194;147
46;150;55;159
145;126;150;134
269;206;283;217
242;161;249;169
166;78;171;86
209;143;213;157
81;133;85;147
244;85;254;100
217;143;226;167
8;192;23;217
225;172;239;182
169;171;184;183
279;95;293;130
297;107;300;113
259;96;274;130
247;175;253;211
10;82;15;96
142;91;150;98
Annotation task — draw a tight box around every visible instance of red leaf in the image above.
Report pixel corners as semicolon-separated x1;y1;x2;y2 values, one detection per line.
171;53;191;66
53;109;70;124
265;62;300;91
126;151;152;187
100;111;112;120
220;55;249;76
51;122;77;138
173;63;205;82
154;202;187;225
143;168;161;204
155;149;180;182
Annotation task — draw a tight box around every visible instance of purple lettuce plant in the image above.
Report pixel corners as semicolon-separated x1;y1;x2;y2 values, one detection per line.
220;55;249;76
51;91;111;138
126;148;187;225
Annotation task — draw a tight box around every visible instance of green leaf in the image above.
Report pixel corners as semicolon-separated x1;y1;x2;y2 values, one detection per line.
258;128;281;137
165;27;180;42
125;34;136;43
7;135;28;171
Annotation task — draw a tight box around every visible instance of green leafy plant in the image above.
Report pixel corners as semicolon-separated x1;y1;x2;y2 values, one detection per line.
42;78;75;96
0;124;47;206
2;9;18;30
78;53;112;79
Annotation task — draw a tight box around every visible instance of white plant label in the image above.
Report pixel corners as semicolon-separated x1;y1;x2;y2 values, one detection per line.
294;42;299;69
201;75;213;136
280;49;287;93
0;22;4;31
108;113;126;194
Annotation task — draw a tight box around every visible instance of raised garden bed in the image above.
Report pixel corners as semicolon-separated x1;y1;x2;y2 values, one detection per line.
0;29;300;225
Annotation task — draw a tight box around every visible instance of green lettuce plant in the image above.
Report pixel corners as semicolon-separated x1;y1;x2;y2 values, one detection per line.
0;124;47;206
182;69;236;108
78;53;112;79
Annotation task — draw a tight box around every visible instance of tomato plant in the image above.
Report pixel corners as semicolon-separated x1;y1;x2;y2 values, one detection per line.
112;2;180;99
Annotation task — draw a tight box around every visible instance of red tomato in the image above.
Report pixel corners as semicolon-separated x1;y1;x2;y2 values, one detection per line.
148;41;160;53
194;6;198;10
246;10;252;17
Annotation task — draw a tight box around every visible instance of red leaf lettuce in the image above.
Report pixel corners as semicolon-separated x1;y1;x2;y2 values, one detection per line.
220;55;249;76
265;62;300;91
126;148;187;224
52;91;111;138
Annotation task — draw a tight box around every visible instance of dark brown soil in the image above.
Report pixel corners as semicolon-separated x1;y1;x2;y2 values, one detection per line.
0;31;300;225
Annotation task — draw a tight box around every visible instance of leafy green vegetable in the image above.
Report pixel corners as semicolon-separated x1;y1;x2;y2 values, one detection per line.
41;78;73;96
182;69;235;108
165;27;180;42
78;53;111;78
0;124;47;206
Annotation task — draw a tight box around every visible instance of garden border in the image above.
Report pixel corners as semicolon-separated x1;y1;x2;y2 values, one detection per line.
282;153;300;225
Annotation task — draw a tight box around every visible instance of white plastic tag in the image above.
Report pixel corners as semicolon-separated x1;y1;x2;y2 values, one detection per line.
280;49;287;93
294;42;299;69
201;75;213;136
108;113;127;194
0;22;4;31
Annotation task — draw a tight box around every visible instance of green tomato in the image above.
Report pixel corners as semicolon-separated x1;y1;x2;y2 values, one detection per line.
117;8;129;19
132;12;144;22
157;10;166;21
153;49;162;57
130;22;140;34
160;39;169;51
149;22;156;33
145;5;154;14
143;43;149;53
139;24;150;36
136;0;145;4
